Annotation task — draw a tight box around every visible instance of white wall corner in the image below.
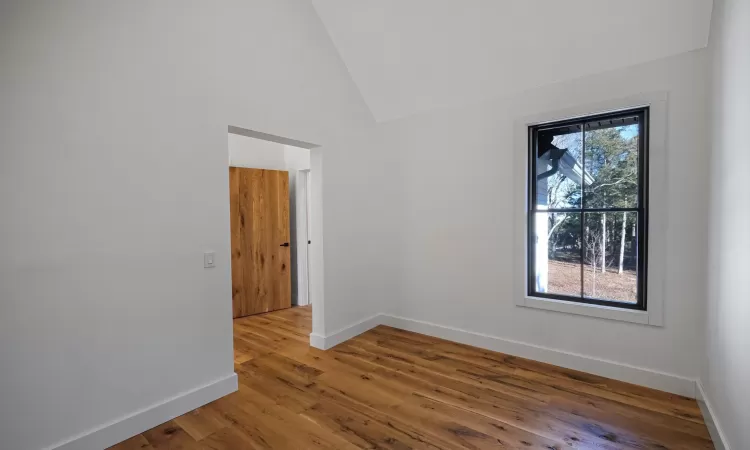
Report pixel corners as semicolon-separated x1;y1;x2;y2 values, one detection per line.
49;373;238;450
696;380;731;450
309;333;327;350
309;314;383;350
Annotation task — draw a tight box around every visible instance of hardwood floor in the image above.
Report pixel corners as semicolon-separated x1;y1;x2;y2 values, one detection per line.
110;306;713;449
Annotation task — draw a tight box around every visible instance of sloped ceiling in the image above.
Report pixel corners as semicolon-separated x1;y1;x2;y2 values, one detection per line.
312;0;714;122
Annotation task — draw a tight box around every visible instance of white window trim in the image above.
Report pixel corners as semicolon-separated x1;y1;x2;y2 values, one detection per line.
513;92;667;327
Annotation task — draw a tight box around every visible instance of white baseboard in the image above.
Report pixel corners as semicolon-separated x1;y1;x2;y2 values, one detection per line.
309;332;326;349
309;312;697;399
46;314;712;449
309;313;382;350
696;380;730;450
379;314;697;398
50;373;238;450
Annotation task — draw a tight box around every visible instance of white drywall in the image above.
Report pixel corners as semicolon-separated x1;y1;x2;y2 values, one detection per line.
703;0;750;447
379;49;710;382
228;133;288;169
285;145;312;171
228;134;311;171
0;1;392;449
312;0;713;121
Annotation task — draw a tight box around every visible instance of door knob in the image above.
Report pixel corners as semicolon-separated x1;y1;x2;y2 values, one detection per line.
280;242;290;247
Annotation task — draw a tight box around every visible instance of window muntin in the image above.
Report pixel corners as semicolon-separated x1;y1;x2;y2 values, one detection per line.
528;108;648;310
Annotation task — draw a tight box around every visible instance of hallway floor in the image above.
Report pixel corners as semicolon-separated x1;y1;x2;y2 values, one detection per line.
110;306;713;449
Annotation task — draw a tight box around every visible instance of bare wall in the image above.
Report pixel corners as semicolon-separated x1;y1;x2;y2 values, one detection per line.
703;0;750;447
0;1;393;449
379;49;710;382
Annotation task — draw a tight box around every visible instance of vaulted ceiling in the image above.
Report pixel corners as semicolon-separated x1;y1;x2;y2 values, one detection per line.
312;0;714;122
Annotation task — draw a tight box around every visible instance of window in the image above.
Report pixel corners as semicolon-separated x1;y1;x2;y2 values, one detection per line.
527;108;648;310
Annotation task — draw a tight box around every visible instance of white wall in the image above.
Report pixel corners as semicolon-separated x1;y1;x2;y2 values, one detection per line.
379;49;710;383
228;133;288;169
0;1;390;449
284;145;311;306
228;134;311;171
311;0;713;123
285;145;312;170
703;0;750;447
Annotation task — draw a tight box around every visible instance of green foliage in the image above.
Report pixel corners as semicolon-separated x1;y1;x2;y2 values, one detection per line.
545;125;639;271
584;126;639;209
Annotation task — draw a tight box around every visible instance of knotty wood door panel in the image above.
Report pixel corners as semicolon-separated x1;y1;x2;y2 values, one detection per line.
229;167;291;318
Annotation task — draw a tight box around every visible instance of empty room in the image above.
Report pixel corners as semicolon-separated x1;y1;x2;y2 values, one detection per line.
1;1;747;449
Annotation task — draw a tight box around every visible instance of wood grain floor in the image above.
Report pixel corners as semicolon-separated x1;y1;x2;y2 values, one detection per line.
110;306;713;449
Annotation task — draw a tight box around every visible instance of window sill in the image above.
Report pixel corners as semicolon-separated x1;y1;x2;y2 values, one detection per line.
518;296;657;326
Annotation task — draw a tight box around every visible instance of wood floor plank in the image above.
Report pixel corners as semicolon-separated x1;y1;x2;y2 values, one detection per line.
390;395;567;449
234;360;321;413
173;406;231;441
232;336;266;365
368;325;704;424
142;421;202;450
209;385;354;450
344;334;712;445
108;434;155;450
196;426;267;450
204;392;300;449
349;333;703;448
302;390;460;450
109;306;714;450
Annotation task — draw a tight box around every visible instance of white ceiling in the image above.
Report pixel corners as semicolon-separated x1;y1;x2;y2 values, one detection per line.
312;0;714;122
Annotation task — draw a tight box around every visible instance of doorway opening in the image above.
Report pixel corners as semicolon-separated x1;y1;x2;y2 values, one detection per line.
226;126;320;358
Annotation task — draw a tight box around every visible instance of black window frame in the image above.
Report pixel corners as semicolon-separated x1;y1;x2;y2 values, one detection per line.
527;107;649;311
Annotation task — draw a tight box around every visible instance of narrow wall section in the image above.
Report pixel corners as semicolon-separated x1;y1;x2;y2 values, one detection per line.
703;0;750;448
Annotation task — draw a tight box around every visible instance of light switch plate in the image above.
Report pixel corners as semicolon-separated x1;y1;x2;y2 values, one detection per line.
204;251;216;268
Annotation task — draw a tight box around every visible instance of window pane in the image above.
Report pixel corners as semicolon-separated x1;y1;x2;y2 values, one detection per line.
532;212;581;297
582;212;638;303
583;118;639;209
534;126;583;210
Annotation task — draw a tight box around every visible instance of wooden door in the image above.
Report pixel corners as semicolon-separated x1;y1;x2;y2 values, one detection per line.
229;167;291;318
